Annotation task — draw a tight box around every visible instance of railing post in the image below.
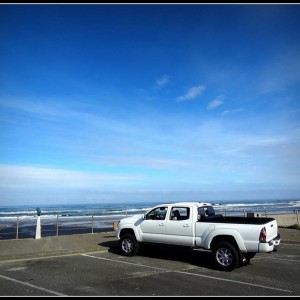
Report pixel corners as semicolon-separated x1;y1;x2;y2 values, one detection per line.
16;216;19;240
56;215;59;236
91;214;94;234
35;215;41;239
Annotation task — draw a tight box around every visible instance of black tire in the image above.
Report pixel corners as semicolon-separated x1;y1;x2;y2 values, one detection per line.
119;233;139;256
212;241;241;271
243;252;256;265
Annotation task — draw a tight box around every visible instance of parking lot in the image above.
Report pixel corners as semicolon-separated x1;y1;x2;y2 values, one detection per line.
0;241;299;296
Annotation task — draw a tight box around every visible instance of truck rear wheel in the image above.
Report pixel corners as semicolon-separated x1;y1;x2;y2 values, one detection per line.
119;233;139;256
212;241;240;271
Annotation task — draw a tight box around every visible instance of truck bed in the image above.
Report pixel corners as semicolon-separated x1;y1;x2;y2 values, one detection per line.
201;215;275;225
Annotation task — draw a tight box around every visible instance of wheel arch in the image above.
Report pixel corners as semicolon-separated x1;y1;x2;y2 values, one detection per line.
210;235;239;251
120;228;136;238
205;229;246;252
120;228;144;243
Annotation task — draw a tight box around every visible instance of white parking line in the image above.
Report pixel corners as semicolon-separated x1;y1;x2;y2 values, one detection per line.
0;274;66;296
281;243;300;246
253;256;300;263
82;254;292;294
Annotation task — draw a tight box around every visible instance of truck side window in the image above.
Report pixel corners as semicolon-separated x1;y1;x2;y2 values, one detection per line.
198;207;216;221
198;208;206;221
146;207;167;220
170;207;190;221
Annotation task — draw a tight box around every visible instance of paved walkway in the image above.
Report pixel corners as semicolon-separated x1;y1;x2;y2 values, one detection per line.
0;228;299;262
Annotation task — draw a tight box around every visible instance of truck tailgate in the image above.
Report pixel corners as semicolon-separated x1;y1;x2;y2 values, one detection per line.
265;219;278;241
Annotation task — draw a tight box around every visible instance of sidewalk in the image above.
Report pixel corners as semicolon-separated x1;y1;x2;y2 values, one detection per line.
0;231;118;262
0;228;299;262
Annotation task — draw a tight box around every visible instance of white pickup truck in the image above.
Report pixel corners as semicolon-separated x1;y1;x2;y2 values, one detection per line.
115;202;281;271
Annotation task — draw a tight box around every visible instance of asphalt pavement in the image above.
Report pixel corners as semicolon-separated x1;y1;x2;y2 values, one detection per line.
0;228;299;262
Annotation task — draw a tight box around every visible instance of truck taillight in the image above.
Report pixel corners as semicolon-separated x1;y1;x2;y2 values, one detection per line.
259;227;266;242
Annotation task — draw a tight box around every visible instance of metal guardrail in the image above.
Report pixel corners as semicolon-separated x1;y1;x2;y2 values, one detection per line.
218;208;299;219
0;214;127;240
0;208;299;240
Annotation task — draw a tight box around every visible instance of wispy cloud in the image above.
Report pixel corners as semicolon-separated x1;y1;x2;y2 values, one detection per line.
177;85;206;102
221;108;244;116
155;75;169;89
0;96;66;119
0;165;142;189
0;95;138;136
96;156;192;170
207;97;223;110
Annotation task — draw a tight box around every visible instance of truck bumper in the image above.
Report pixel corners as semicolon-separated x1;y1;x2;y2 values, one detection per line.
115;228;121;239
259;234;281;252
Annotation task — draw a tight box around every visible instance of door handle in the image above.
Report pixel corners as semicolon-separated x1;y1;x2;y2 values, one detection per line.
183;224;190;227
159;223;164;226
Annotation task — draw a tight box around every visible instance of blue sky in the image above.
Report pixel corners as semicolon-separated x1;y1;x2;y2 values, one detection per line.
0;4;300;205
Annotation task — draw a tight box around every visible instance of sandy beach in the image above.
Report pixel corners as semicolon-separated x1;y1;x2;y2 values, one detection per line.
268;213;299;227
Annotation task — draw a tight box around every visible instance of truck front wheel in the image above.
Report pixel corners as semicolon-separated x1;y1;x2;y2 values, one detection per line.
212;241;240;271
119;233;139;256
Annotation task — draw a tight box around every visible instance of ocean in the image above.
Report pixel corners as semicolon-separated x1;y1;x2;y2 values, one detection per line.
0;199;299;240
1;198;299;218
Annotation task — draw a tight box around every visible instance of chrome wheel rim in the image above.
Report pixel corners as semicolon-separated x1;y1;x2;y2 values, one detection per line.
216;247;233;267
122;238;133;253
